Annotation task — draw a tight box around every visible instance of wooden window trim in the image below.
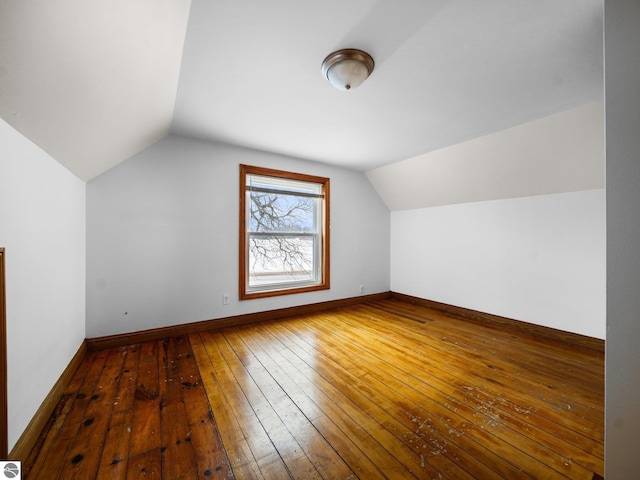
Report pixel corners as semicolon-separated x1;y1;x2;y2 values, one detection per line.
239;164;330;300
0;248;7;459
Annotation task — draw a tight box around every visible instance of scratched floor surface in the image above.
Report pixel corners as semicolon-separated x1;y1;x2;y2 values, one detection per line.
25;299;604;479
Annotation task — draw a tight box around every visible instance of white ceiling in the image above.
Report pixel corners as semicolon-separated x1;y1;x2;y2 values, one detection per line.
0;0;603;181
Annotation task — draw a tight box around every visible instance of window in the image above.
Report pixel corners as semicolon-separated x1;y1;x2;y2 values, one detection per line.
240;164;330;299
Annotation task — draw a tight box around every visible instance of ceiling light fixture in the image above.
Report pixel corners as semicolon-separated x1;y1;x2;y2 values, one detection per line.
321;48;374;91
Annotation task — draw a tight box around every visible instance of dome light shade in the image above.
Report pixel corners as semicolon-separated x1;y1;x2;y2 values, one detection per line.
321;49;374;91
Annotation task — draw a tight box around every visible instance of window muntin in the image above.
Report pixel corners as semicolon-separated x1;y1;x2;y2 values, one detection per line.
240;165;329;299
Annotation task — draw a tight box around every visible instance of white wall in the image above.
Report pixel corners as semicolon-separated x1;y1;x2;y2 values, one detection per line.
86;135;390;338
0;119;86;451
368;101;606;339
605;1;640;477
391;190;605;339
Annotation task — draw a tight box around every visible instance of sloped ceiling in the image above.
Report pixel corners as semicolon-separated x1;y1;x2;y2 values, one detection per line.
0;0;191;181
367;101;604;210
0;0;603;181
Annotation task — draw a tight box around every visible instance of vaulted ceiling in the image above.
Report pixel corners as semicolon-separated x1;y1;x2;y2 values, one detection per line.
0;0;603;181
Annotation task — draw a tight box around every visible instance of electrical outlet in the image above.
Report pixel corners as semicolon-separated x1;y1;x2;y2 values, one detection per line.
359;284;365;294
222;294;230;305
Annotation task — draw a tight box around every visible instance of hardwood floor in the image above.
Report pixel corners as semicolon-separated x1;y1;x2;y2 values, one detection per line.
24;299;604;479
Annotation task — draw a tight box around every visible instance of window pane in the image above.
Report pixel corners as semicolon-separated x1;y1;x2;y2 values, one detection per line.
248;191;316;234
248;235;317;288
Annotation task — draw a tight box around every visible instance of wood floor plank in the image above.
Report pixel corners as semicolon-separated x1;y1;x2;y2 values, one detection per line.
190;332;268;479
267;320;454;479
213;331;324;479
375;300;603;362
159;337;199;479
306;311;598;479
361;303;604;408
95;345;140;478
248;325;420;479
276;316;535;480
177;336;233;479
57;347;127;479
22;392;76;480
368;301;605;407
289;315;537;479
189;333;263;479
22;348;97;480
27;350;110;480
250;322;421;477
128;341;162;459
352;306;602;478
195;330;292;479
95;409;134;480
24;299;604;480
350;306;602;464
345;305;604;443
126;448;161;479
112;343;141;414
363;309;603;401
224;328;357;480
239;325;389;480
